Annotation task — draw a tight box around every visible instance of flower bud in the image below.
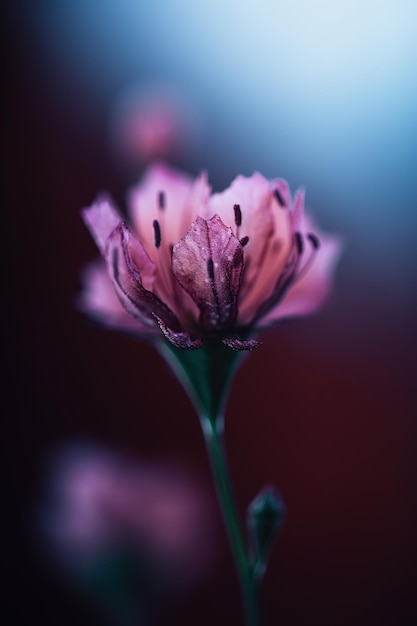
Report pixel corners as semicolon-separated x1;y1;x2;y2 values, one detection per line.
246;485;286;580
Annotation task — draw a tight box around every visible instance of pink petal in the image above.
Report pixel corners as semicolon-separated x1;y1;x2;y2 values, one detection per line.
78;261;160;336
105;222;180;330
81;196;121;255
210;174;293;325
127;162;200;259
172;215;243;331
291;187;305;232
148;171;211;317
272;179;305;231
273;179;292;209
259;232;342;326
209;174;275;289
251;238;301;323
181;170;211;236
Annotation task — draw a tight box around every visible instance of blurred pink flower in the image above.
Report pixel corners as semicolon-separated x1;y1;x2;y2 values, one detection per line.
81;164;341;350
109;86;200;164
43;446;217;588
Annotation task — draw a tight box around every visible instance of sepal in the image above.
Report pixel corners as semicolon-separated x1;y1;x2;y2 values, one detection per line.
158;339;244;425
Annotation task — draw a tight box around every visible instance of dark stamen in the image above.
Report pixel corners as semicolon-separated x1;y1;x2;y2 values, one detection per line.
274;188;286;207
112;248;119;281
233;203;242;227
153;219;162;248
307;233;320;249
295;232;303;255
240;236;249;247
207;258;215;280
158;191;165;210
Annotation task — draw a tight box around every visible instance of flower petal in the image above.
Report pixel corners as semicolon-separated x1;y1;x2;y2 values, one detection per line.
128;163;193;260
172;215;243;331
82;196;121;255
210;174;293;325
209;173;275;287
78;261;161;336
291;187;305;232
105;222;180;330
258;231;342;326
251;235;301;323
273;179;292;209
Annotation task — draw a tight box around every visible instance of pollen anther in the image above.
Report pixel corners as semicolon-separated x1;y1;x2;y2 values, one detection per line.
158;191;165;210
233;204;242;227
153;219;162;248
274;188;286;207
307;233;320;249
295;232;303;255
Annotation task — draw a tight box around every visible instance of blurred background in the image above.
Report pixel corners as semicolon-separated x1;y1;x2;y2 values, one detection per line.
3;1;417;625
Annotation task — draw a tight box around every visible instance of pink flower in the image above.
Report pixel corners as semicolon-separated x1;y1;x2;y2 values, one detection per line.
109;85;200;164
42;446;218;588
81;164;341;350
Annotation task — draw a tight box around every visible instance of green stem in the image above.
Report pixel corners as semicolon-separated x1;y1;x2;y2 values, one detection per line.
201;415;260;626
158;341;261;624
